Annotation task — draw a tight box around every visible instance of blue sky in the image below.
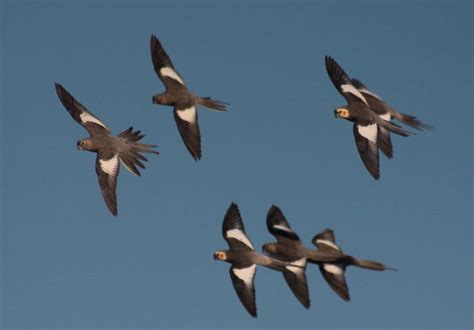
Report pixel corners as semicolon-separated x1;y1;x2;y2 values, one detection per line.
1;1;472;328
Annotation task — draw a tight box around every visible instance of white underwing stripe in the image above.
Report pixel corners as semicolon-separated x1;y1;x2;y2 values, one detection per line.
316;239;341;251
341;84;368;105
233;265;256;287
80;112;108;129
273;224;292;233
99;154;119;176
379;113;391;121
358;124;378;143
359;87;382;100
160;67;185;85
226;229;254;249
176;106;197;124
285;257;306;275
324;264;344;275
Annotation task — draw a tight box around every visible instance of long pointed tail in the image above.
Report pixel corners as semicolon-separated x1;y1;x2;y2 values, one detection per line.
391;111;432;131
350;257;396;271
117;127;159;176
197;96;228;112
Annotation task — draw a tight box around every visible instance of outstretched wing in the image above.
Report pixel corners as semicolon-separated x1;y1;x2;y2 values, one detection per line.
266;205;301;244
222;203;255;251
95;151;120;216
229;265;257;317
353;123;380;180
319;264;350;302
55;83;110;136
325;56;368;106
150;35;186;90
173;105;201;161
282;257;310;309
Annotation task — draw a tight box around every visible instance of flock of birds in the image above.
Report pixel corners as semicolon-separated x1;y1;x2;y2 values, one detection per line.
55;34;430;317
214;203;395;317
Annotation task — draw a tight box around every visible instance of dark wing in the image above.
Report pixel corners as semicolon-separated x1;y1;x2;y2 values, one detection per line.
319;264;350;301
353;123;380;180
95;151;120;216
325;56;368;106
352;78;383;101
150;35;186;89
312;229;342;253
266;205;301;244
377;125;393;159
222;203;255;251
55;83;110;136
282;258;310;309
229;265;257;317
173;105;201;161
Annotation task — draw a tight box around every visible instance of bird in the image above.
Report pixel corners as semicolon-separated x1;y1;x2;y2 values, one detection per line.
325;55;414;180
214;203;304;318
55;83;159;216
150;34;228;161
262;205;343;309
350;78;431;159
312;228;396;302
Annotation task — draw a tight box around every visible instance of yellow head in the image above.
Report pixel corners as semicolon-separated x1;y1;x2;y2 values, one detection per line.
213;251;227;261
334;107;350;119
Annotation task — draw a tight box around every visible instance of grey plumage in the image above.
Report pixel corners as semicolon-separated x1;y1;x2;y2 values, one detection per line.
55;83;159;216
150;34;228;160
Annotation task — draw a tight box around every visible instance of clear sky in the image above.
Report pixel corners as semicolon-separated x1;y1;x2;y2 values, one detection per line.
1;1;472;329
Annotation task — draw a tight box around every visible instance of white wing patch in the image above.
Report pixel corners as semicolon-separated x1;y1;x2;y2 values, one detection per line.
358;123;378;143
341;84;368;105
226;229;254;250
379;113;391;121
285;257;306;275
316;239;341;251
160;67;185;85
176;106;197;124
359;87;382;100
233;265;256;287
323;264;344;276
99;154;119;176
273;224;292;233
79;112;108;129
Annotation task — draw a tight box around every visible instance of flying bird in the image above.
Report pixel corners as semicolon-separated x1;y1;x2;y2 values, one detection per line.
55;83;159;216
312;228;395;302
150;34;228;160
262;205;343;309
214;203;302;318
350;78;431;158
325;56;414;179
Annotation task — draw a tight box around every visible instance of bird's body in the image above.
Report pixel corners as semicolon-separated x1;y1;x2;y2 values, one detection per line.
312;229;395;301
214;203;302;318
325;55;415;179
150;35;227;160
55;83;159;216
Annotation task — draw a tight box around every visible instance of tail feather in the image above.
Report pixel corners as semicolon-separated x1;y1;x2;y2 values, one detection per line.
351;257;396;271
392;111;432;131
117;127;159;176
377;118;414;137
198;96;228;112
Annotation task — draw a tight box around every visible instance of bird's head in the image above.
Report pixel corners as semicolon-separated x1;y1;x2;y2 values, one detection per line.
76;138;95;151
262;243;278;255
213;250;228;261
334;107;350;119
152;94;166;105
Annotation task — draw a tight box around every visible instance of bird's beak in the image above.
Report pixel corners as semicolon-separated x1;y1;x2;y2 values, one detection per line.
152;96;159;104
213;252;219;260
76;141;82;150
334;110;339;118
